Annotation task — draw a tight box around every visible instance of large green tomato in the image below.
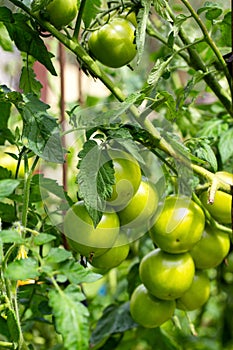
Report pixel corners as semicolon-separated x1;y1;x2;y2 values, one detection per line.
216;171;233;185
90;231;130;270
149;196;205;254
190;225;230;269
200;190;232;224
88;18;137;68
45;0;78;29
106;149;141;208
176;270;210;311
130;284;175;328
64;201;120;258
118;177;159;230
139;248;195;300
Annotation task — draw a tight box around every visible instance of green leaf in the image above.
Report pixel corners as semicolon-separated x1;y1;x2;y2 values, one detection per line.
33;233;56;245
156;91;177;121
77;140;115;226
82;0;101;28
49;285;89;350
17;94;64;163
60;260;102;284
5;257;39;280
147;56;173;87
0;179;20;199
219;127;233;163
197;2;222;20
0;101;12;144
107;128;145;165
0;22;13;51
3;12;56;76
45;247;72;264
6;308;20;343
90;302;137;348
0;315;10;339
0;202;17;223
136;0;151;64
0;229;24;244
35;173;67;200
0;6;13;22
19;66;43;96
219;12;231;47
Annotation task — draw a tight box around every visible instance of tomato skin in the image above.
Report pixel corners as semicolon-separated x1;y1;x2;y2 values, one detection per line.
200;190;232;224
130;284;175;328
64;201;120;258
149;196;205;254
90;231;129;270
107;149;141;208
176;270;210;311
118;178;159;230
88;18;137;68
139;248;195;300
190;225;230;269
46;0;78;28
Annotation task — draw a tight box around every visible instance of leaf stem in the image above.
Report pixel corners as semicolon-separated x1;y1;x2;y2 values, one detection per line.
73;0;87;39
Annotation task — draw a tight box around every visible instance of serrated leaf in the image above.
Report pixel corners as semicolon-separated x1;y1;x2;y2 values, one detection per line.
107;128;145;165
219;127;233;163
0;179;20;199
136;0;151;64
49;285;89;350
5;257;39;280
147;56;173;87
77;140;115;226
60;260;102;284
3;12;56;75
45;247;72;264
90;302;137;347
33;233;56;245
0;230;24;244
19;66;43;96
16;94;64;163
196;142;218;171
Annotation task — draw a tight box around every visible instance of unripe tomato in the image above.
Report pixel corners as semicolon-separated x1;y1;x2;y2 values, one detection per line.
216;171;233;185
200;190;232;224
45;0;78;29
176;270;210;311
106;149;141;208
88;18;137;68
139;248;195;300
90;231;129;270
119;9;137;27
190;225;230;269
64;201;120;258
149;196;205;254
130;284;176;328
118;178;159;231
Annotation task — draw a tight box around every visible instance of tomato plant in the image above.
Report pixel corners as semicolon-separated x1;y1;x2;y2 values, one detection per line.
88;18;137;68
0;0;232;349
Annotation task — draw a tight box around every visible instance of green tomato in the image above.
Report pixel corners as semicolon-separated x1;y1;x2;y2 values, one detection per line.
64;201;120;258
149;196;205;254
190;225;230;269
200;190;232;224
118;177;159;231
130;284;175;328
139;248;195;300
90;231;129;270
176;270;210;311
88;18;137;68
46;0;78;29
106;149;141;208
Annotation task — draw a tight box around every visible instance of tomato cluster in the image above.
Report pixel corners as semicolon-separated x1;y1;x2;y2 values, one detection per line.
130;191;231;328
64;148;159;270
